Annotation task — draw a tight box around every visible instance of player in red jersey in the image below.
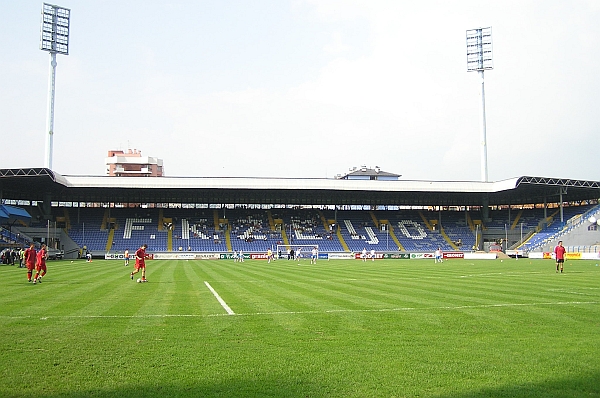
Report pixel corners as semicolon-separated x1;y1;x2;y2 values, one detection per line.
33;244;48;284
554;240;566;273
130;244;149;282
24;243;37;283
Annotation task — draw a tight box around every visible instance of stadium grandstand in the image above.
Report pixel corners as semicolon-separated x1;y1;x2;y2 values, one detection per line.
1;167;599;259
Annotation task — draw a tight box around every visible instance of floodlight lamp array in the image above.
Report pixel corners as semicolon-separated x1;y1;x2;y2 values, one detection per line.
40;3;71;55
466;27;492;72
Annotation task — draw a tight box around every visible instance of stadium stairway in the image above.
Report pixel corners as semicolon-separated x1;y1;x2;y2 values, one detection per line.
63;208;71;229
387;223;405;251
336;225;350;252
105;229;114;251
440;226;458;250
466;212;475;231
101;209;109;230
213;210;220;231
369;211;379;228
418;211;433;230
225;224;232;252
281;226;290;248
515;229;536;250
317;210;329;231
267;211;276;231
511;210;523;229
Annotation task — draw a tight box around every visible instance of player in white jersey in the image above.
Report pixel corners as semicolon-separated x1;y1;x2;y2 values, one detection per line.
362;248;367;262
434;248;443;263
310;247;318;264
370;249;375;262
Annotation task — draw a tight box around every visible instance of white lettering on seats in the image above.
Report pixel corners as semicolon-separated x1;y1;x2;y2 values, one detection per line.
365;227;379;244
123;218;152;239
397;220;427;239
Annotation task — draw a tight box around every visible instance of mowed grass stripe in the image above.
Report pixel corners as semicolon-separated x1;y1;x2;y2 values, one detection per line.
277;263;528;313
211;262;584;304
3;260;598;319
4;259;596;324
199;262;304;315
179;260;230;315
196;261;382;314
202;261;417;313
177;260;599;318
0;261;138;320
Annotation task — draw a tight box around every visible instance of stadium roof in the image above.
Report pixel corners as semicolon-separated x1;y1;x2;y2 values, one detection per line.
0;168;599;206
0;204;31;223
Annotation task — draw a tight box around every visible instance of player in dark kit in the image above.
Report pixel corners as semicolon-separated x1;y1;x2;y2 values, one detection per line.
130;244;149;282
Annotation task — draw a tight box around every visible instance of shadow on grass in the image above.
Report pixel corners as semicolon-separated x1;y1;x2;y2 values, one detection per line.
22;372;600;398
23;377;327;398
435;371;600;398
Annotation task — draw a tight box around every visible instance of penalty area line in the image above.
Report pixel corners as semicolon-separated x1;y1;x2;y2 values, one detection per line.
204;281;235;315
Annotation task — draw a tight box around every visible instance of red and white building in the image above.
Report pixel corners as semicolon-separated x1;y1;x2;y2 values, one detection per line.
105;149;164;177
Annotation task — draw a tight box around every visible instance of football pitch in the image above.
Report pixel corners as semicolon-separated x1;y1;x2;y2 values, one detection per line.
1;258;599;398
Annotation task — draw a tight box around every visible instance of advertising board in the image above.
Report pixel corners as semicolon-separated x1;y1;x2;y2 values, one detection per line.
353;253;386;260
251;253;268;260
410;253;434;259
442;252;464;259
463;252;497;260
581;253;600;260
383;253;410;259
328;253;355;260
105;253;155;260
153;253;191;260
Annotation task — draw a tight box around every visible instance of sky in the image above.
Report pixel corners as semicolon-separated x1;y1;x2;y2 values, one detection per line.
1;0;599;182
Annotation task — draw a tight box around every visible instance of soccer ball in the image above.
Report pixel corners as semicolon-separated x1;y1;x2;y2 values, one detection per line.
137;278;142;283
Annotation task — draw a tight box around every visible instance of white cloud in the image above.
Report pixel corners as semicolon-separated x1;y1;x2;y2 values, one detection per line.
323;31;352;54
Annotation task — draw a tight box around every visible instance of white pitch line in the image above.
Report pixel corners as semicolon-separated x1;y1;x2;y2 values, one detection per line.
1;300;596;320
204;281;235;315
226;301;600;317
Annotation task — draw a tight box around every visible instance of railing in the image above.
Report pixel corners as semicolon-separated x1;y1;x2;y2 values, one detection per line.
525;204;600;253
565;245;600;253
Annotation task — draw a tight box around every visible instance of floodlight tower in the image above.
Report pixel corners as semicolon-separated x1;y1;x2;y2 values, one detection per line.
466;27;493;182
40;3;71;170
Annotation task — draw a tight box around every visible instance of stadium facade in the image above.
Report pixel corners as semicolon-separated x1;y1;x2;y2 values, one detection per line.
1;168;599;258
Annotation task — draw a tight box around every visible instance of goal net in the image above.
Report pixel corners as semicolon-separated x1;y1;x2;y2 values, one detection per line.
276;244;319;259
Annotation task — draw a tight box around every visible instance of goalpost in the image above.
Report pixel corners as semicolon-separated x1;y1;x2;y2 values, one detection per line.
276;244;319;259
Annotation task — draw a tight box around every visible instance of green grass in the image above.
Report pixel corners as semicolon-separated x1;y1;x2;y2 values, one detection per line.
1;258;599;397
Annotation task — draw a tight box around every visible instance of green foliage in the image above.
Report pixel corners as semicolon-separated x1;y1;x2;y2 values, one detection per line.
1;258;599;397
